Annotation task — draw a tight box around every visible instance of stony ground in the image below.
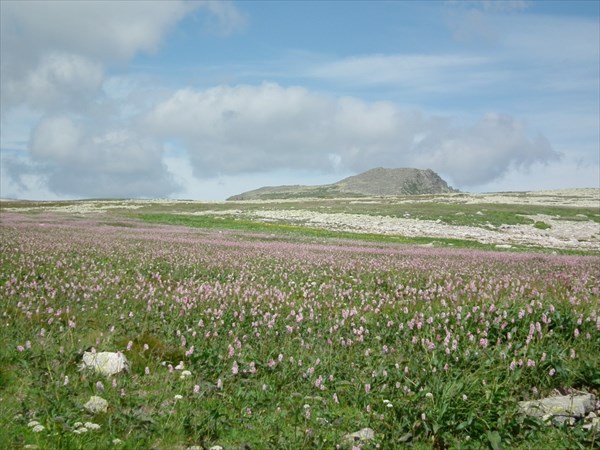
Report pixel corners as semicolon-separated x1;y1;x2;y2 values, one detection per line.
196;189;600;250
2;188;599;251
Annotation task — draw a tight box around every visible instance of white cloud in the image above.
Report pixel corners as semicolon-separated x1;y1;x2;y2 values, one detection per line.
3;52;104;112
446;3;599;66
0;0;245;113
24;116;179;198
204;0;248;36
0;0;245;199
412;112;559;185
499;15;599;64
30;116;83;162
476;158;600;192
0;1;195;64
145;83;559;187
308;54;494;91
446;0;529;14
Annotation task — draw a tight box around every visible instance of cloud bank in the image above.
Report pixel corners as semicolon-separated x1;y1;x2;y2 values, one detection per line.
146;83;559;187
23;116;178;198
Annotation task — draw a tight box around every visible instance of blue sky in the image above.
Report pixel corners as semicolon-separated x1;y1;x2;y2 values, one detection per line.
1;0;598;200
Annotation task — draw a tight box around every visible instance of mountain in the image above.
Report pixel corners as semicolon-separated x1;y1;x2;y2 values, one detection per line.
227;168;458;200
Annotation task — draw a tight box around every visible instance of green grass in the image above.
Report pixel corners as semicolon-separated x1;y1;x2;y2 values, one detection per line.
534;221;552;230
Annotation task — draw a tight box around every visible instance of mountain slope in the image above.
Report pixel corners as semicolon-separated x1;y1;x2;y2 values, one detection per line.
227;167;457;200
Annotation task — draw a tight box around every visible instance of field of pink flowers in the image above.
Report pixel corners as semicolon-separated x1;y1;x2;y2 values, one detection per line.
1;212;599;449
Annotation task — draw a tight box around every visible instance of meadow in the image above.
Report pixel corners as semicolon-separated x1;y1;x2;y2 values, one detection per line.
1;208;599;449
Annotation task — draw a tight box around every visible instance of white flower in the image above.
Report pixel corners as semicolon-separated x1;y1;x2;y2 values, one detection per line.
112;438;124;445
84;422;101;430
32;424;45;433
73;422;83;428
73;426;88;434
174;394;183;400
27;420;41;428
180;370;192;380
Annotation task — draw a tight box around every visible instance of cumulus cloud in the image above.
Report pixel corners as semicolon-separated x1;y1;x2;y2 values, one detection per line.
145;83;559;187
3;52;104;112
26;116;179;198
1;0;247;198
0;0;244;113
1;1;195;65
411;113;559;185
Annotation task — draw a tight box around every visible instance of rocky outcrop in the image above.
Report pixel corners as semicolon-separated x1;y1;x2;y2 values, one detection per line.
227;168;457;200
335;167;457;196
519;393;598;427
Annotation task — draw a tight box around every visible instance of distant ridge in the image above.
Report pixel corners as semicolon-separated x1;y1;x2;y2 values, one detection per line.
227;167;458;200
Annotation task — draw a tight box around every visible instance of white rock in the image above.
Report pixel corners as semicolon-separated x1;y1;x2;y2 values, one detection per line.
519;393;596;426
83;395;108;414
583;417;600;431
81;351;129;376
343;427;375;444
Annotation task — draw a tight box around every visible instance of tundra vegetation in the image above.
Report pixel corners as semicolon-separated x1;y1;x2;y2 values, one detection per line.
0;194;599;449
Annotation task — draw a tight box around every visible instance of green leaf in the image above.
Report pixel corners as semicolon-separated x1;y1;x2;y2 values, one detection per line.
486;430;503;450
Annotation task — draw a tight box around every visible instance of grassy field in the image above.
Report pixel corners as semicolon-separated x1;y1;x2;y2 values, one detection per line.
1;205;599;449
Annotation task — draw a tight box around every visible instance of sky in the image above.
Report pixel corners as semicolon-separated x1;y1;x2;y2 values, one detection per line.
1;0;599;200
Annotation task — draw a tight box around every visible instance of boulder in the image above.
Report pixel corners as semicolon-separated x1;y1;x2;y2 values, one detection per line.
81;351;129;376
518;393;596;426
